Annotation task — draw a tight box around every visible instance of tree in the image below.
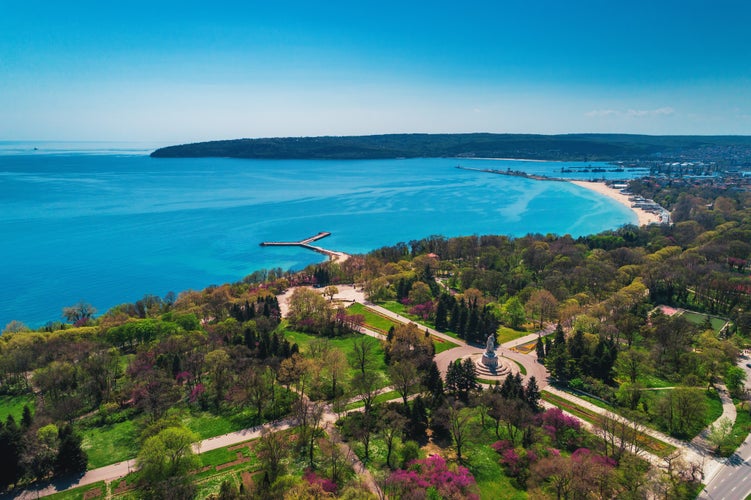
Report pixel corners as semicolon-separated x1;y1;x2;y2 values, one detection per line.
707;417;734;454
447;402;473;463
381;409;407;469
349;336;376;374
137;425;199;499
256;429;289;483
323;285;339;301
503;297;526;330
388;361;420;409
526;289;558;329
323;348;349;399
55;423;88;476
446;357;479;400
407;281;433;305
62;301;97;324
725;365;747;397
205;349;232;407
286;287;331;332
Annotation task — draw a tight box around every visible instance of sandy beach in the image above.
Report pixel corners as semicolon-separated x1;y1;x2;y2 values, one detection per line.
569;180;661;226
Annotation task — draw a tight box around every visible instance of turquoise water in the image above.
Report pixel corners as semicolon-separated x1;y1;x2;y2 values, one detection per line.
0;148;637;327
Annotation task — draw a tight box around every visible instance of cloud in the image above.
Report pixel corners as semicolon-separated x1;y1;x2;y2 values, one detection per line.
627;107;674;117
586;107;675;119
585;109;618;117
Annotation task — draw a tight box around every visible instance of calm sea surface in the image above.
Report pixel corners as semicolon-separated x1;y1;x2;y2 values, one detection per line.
0;143;641;327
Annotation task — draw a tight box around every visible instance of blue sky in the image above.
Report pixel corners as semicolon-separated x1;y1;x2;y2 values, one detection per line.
2;0;750;141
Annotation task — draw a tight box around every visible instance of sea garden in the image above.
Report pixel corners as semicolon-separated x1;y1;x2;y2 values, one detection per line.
1;174;750;499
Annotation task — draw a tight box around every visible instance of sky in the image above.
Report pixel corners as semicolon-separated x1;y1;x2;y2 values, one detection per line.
2;0;750;142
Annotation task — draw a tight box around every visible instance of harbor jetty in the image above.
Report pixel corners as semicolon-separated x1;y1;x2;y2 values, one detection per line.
260;232;350;263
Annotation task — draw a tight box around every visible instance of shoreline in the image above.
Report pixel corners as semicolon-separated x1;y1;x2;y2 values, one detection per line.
569;180;661;227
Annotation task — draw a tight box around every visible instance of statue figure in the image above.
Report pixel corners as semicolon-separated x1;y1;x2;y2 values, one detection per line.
485;334;496;356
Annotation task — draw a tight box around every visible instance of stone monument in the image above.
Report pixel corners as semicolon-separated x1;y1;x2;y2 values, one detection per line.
481;334;498;370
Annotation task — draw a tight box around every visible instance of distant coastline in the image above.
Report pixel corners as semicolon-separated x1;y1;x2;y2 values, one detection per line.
150;133;751;162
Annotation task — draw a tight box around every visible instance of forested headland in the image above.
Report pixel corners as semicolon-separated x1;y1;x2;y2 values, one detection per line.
1;176;751;499
150;133;751;162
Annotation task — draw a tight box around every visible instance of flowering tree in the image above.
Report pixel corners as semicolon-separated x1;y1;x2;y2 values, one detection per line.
385;455;479;500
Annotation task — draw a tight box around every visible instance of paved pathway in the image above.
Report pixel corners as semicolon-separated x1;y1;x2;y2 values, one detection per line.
8;419;296;500
699;355;751;500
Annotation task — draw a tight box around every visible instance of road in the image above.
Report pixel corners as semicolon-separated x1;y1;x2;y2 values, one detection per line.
698;354;751;500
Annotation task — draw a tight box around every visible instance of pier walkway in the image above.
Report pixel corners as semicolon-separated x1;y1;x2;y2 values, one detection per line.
260;232;350;264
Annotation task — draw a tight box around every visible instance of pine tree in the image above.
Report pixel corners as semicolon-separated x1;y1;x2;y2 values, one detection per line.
435;300;448;331
21;405;33;430
524;376;541;411
535;337;546;362
55;423;88;476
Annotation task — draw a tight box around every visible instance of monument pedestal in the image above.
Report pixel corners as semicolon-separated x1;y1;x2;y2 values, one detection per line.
482;353;499;369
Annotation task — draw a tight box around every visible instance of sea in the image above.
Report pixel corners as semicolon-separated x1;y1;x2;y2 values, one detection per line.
0;142;645;328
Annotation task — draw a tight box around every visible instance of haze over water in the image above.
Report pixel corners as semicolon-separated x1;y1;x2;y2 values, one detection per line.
0;146;639;327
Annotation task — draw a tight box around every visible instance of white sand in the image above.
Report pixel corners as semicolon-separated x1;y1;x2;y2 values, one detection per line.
569;180;661;226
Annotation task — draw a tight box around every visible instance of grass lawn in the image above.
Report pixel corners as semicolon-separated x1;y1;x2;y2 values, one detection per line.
79;419;139;469
379;301;462;340
433;336;460;354
678;310;728;334
345;390;404;410
0;393;34;422
284;329;387;373
45;481;107;500
182;409;261;441
722;401;751;456
541;391;676;457
468;442;527;500
348;302;400;333
639;374;677;388
496;326;530;344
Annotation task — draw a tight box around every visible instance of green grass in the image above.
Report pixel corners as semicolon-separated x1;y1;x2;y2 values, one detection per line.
345;390;403;410
379;301;462;340
433;336;460;354
79;419;139;469
721;401;751;456
541;391;676;457
639;374;676;389
705;389;724;424
0;393;34;422
182;409;260;441
45;481;107;500
496;326;530;345
285;329;388;372
200;446;239;467
469;442;526;500
678;310;728;334
348;302;401;333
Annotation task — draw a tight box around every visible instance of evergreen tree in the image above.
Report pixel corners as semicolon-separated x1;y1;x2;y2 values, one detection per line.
55;423;88;476
449;302;461;332
0;415;23;488
424;361;445;401
407;396;428;439
524;376;541;411
21;405;33;430
435;299;448;331
535;337;546;362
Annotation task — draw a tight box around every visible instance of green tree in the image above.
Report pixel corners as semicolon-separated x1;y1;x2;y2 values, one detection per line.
504;296;526;329
136;425;199;499
725;365;746;397
55;423;88;476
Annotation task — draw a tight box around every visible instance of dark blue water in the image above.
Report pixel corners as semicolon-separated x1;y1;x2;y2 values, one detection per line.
0;147;637;327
